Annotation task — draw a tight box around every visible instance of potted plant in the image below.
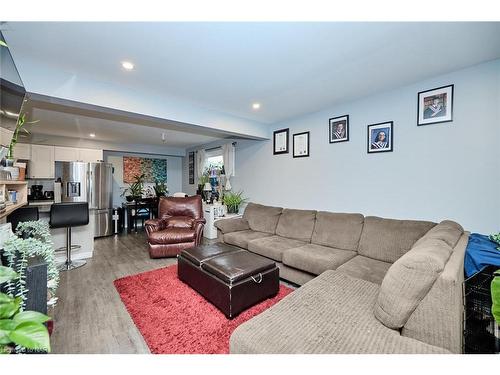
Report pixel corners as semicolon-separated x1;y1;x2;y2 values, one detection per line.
197;174;209;195
222;191;247;214
0;265;51;353
153;179;168;198
121;174;145;202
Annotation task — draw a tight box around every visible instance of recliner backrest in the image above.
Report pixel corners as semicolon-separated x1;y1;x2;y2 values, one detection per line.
158;196;203;220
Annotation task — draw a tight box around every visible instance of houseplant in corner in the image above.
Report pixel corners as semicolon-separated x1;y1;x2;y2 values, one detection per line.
222;191;247;214
0;266;51;353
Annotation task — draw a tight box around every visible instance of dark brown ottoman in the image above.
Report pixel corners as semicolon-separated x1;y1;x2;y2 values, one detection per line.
178;243;279;319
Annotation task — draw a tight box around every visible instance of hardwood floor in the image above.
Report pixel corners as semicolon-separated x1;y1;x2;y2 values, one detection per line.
51;231;176;354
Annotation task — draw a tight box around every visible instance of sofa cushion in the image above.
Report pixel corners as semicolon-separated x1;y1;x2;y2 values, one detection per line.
282;244;356;275
311;212;364;251
148;228;196;244
214;217;250;234
248;235;307;262
413;220;463;249
223;230;272;249
275;208;317;242
374;239;452;329
357;216;436;263
230;271;449;354
243;203;283;234
336;255;392;285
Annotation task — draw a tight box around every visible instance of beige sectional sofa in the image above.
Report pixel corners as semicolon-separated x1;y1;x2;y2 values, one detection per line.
214;202;468;354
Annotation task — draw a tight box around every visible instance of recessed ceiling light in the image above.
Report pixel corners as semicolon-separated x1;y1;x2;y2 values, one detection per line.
121;61;134;70
252;103;261;110
89;133;96;138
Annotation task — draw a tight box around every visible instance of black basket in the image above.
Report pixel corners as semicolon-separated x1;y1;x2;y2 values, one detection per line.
463;266;500;353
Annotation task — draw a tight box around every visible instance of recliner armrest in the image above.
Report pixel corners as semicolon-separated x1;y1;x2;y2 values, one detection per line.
214;217;249;234
145;218;167;235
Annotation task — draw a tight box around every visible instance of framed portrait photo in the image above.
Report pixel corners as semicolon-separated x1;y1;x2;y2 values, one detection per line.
293;131;310;158
367;121;393;154
417;84;454;126
273;128;289;155
329;115;349;143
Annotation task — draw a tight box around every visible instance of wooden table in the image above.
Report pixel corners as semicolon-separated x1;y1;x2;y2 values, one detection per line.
122;200;158;233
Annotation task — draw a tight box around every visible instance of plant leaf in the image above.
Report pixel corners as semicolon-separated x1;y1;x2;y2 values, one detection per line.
0;40;7;47
0;299;20;319
0;330;12;345
491;272;500;324
8;321;50;352
0;266;19;284
0;294;14;304
0;319;17;331
13;311;50;325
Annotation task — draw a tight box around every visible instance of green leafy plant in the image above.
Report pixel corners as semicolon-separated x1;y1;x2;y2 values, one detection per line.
153;180;168;198
3;221;59;308
492;270;500;324
489;232;500;250
198;174;209;186
8;113;39;160
121;173;145;200
0;39;7;48
0;266;51;353
222;191;247;214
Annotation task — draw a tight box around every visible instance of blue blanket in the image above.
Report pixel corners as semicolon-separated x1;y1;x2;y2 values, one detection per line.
464;233;500;277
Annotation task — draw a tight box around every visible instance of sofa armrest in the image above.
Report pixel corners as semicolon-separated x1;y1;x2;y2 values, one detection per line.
145;218;166;236
214;217;249;234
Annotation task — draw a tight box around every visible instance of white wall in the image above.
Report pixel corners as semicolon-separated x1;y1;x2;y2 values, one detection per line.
218;60;500;233
104;151;183;207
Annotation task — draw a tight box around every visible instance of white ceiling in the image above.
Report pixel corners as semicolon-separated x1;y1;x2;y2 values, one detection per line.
4;22;500;127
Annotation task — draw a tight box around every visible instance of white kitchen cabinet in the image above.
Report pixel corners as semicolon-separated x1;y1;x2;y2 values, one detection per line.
54;146;79;162
78;148;103;162
29;145;55;179
12;143;31;160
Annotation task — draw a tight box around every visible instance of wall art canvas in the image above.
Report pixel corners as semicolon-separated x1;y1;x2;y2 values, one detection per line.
123;156;167;183
417;84;454;126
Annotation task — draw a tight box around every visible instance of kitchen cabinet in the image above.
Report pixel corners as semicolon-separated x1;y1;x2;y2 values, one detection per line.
13;143;31;159
29;145;55;179
54;146;102;162
78;148;103;162
0;127;13;147
54;146;79;162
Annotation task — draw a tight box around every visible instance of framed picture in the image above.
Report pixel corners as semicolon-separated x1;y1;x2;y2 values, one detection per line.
293;131;310;158
367;122;393;154
417;84;454;126
273;128;289;155
329;115;349;143
188;151;195;184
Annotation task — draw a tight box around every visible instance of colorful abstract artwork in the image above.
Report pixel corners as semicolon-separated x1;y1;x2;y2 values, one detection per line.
123;157;167;183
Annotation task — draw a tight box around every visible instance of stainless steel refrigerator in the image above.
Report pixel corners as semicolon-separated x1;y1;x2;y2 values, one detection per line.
56;161;113;238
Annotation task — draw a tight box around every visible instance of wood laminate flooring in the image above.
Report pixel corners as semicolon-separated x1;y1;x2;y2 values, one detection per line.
51;231;178;354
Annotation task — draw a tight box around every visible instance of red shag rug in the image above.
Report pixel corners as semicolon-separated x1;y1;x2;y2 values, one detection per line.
114;265;292;354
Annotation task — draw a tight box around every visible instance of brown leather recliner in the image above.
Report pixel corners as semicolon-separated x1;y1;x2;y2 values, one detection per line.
145;196;206;258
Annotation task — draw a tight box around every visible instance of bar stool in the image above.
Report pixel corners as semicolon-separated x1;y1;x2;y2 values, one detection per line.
7;206;40;233
49;202;89;271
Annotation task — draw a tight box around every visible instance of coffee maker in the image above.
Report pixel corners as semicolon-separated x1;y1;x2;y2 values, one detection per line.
30;185;44;200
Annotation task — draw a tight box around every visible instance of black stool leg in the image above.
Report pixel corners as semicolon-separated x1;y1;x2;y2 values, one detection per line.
58;227;86;271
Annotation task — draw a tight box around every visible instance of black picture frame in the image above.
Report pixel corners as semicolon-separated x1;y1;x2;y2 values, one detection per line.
188;151;195;184
273;128;289;155
329;115;349;143
293;131;310;158
417;84;454;126
367;121;393;154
